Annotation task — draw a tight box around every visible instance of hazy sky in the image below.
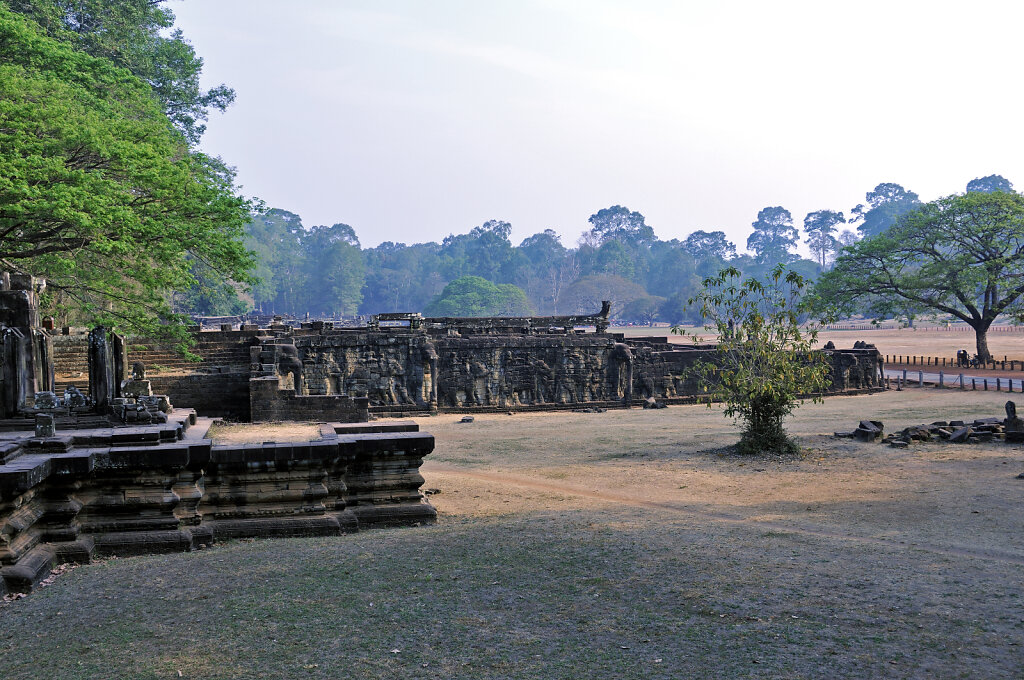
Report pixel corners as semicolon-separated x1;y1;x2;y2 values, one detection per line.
171;0;1024;253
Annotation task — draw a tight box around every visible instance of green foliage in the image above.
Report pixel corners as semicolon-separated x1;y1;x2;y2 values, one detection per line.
360;241;444;314
815;190;1024;362
242;211;365;316
966;174;1013;194
423;276;533;317
803;209;845;269
437;220;516;283
673;265;832;455
746;207;798;266
683;230;736;262
587;205;655;246
515;230;570;314
175;261;251;317
849;182;921;238
658;291;701;326
5;0;234;145
0;6;253;336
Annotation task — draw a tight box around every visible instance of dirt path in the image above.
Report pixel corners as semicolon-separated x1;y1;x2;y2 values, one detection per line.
423;462;1024;566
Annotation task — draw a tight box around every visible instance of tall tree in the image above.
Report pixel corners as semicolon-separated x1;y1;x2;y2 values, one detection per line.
438;219;514;282
586;206;656;246
747;207;798;266
815;191;1024;362
0;7;252;336
682;230;737;261
621;295;665;326
849;182;921;238
6;0;233;146
360;241;443;314
244;210;305;313
303;223;364;316
836;230;859;248
518;230;570;314
645;240;699;298
966;174;1014;194
803;210;845;269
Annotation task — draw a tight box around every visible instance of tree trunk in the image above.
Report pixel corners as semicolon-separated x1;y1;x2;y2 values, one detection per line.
975;325;992;364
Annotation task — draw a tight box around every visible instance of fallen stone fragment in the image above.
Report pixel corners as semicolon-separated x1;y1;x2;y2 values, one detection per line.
949;426;972;443
854;427;881;442
889;440;909;448
459;416;474;423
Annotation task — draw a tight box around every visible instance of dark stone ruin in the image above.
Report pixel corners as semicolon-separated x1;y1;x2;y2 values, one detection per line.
44;304;883;422
837;401;1024;446
0;276;436;594
0;274;53;418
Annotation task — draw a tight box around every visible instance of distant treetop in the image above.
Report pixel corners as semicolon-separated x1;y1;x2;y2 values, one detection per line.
966;174;1014;193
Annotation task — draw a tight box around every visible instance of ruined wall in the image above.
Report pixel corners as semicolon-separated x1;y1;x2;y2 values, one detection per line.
53;333;253;419
44;326;884;421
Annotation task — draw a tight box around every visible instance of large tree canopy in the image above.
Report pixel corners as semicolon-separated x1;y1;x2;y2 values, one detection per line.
423;276;532;317
815;191;1024;361
0;6;253;335
586;205;656;246
6;0;233;145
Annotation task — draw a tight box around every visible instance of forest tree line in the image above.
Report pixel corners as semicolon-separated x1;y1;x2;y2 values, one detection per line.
183;176;1013;324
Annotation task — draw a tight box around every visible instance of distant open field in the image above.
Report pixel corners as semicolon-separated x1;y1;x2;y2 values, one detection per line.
613;324;1024;362
3;390;1023;679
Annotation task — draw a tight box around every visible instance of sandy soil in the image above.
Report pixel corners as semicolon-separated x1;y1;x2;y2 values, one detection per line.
417;391;1024;563
206;421;323;444
616;324;1024;361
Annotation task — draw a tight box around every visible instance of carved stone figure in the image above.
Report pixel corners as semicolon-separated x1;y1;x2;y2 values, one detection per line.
33;391;59;409
609;343;634;405
64;386;87;408
1005;400;1024;443
276;343;303;393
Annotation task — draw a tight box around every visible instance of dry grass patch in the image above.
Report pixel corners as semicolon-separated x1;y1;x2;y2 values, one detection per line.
2;390;1023;679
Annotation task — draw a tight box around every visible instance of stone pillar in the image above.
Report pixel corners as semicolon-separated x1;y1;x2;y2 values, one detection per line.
88;327;126;409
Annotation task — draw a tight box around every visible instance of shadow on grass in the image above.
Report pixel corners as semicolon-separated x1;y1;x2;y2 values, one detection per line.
1;505;1020;680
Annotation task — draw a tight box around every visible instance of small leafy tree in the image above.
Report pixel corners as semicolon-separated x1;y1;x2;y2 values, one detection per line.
673;265;832;455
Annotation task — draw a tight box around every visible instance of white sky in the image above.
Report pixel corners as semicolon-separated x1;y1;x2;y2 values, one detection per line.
170;0;1024;253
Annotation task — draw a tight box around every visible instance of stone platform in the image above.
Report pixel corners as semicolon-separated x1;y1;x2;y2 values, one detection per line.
0;413;435;594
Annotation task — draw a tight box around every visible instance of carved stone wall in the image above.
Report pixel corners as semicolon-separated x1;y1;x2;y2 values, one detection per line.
45;323;884;421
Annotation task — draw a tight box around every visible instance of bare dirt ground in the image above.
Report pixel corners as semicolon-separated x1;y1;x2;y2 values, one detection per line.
616;324;1024;361
206;421;322;444
2;390;1023;679
413;390;1024;678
